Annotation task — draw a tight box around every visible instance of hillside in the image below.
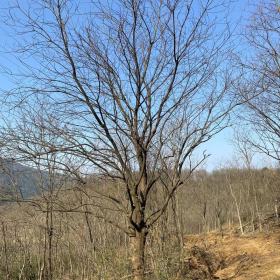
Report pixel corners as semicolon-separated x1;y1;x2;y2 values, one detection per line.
184;225;280;280
0;186;280;279
0;159;53;200
0;167;280;280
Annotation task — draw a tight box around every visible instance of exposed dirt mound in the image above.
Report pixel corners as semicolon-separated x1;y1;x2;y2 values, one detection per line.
179;245;223;279
184;227;280;280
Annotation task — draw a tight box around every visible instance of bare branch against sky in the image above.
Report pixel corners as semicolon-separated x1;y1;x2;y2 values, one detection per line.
0;0;245;279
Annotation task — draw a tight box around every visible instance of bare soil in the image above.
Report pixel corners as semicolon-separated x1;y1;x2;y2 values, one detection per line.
184;227;280;280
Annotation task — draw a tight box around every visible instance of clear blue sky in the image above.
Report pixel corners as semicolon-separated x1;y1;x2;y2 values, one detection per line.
0;0;273;171
201;0;276;170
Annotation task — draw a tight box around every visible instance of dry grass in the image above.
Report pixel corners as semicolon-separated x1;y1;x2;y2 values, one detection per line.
0;200;183;280
1;184;280;279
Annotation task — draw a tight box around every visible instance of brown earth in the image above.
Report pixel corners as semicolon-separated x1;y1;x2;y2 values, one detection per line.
183;227;280;280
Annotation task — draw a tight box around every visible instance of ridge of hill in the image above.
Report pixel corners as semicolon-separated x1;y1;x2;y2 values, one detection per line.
0;159;47;200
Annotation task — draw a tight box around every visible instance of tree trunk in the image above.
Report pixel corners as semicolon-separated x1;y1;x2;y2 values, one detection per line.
130;230;147;280
228;183;244;235
1;222;9;280
172;196;184;263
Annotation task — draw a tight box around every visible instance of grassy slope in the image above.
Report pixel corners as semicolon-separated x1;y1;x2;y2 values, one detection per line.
1;190;280;279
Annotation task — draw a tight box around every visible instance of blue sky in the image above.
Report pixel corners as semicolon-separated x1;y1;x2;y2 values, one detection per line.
0;0;274;171
201;0;277;170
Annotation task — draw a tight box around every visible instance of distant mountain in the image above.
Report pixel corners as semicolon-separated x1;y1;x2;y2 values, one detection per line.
0;159;48;200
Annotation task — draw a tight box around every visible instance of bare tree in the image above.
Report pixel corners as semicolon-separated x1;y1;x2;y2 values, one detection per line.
232;130;254;169
0;101;75;280
2;0;238;278
237;0;280;163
